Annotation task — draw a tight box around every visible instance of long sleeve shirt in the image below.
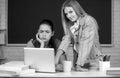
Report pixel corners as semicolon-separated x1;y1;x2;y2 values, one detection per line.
58;15;102;66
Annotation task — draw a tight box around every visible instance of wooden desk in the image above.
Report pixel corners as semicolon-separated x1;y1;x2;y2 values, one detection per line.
0;71;119;77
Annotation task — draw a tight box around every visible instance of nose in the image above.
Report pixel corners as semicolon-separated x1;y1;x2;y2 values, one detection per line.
67;14;71;18
43;32;46;37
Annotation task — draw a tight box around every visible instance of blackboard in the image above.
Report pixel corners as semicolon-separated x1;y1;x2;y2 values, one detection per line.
8;0;112;45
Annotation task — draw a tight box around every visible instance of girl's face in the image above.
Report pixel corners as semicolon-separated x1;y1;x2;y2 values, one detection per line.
38;24;53;42
64;6;78;22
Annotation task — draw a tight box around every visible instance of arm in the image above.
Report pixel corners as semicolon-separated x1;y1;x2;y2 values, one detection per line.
76;16;96;66
36;33;44;48
55;35;71;64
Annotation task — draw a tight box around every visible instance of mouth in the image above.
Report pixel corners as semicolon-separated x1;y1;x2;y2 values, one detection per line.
69;18;75;22
41;38;47;40
69;17;75;21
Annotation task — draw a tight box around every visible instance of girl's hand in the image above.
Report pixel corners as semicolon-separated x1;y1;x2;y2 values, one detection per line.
55;64;63;72
36;33;44;48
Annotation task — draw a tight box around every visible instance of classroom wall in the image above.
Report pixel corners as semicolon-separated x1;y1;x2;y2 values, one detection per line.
0;0;120;67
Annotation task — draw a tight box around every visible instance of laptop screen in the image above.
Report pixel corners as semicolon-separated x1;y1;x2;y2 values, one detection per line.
24;47;55;72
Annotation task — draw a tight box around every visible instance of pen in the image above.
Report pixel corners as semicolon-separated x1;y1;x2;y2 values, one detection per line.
103;55;107;61
107;55;111;61
103;55;111;61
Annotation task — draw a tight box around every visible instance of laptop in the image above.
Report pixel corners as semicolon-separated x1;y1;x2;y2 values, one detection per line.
24;47;55;73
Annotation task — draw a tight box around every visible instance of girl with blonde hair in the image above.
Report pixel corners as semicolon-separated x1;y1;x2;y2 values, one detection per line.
55;0;103;71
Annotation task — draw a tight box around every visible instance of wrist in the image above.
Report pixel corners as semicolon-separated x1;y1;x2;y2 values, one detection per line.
40;43;44;48
58;49;64;54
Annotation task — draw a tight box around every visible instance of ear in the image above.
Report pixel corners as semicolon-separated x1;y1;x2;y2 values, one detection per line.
52;31;55;36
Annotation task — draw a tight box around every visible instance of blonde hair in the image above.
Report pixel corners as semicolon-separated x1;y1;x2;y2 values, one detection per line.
61;0;87;34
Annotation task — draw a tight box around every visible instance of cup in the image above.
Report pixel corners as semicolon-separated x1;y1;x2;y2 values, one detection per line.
63;61;72;72
99;61;110;72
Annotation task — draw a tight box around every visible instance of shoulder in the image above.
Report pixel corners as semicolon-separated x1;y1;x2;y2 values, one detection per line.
79;15;94;26
81;15;97;29
54;38;61;44
85;15;96;25
52;38;61;47
26;39;34;47
50;38;61;52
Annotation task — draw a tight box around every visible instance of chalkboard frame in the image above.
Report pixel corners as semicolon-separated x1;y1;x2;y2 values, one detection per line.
6;0;113;47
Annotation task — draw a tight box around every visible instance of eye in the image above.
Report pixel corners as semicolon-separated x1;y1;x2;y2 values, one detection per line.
64;12;68;16
46;30;50;33
39;30;44;33
69;11;73;14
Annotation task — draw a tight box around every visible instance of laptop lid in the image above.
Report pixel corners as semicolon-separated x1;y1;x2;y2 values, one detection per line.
24;47;55;72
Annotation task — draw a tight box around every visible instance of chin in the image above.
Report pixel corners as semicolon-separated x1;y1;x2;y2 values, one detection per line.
43;40;47;42
43;40;49;43
71;19;76;22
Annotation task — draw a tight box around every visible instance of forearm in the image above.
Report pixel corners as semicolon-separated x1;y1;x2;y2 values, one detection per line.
55;49;64;64
40;43;44;48
76;27;95;66
58;35;71;52
55;35;71;64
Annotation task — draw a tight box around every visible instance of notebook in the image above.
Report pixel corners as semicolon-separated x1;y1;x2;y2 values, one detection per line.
24;47;55;73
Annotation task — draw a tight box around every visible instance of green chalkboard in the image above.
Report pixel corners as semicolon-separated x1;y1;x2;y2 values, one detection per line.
8;0;112;45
